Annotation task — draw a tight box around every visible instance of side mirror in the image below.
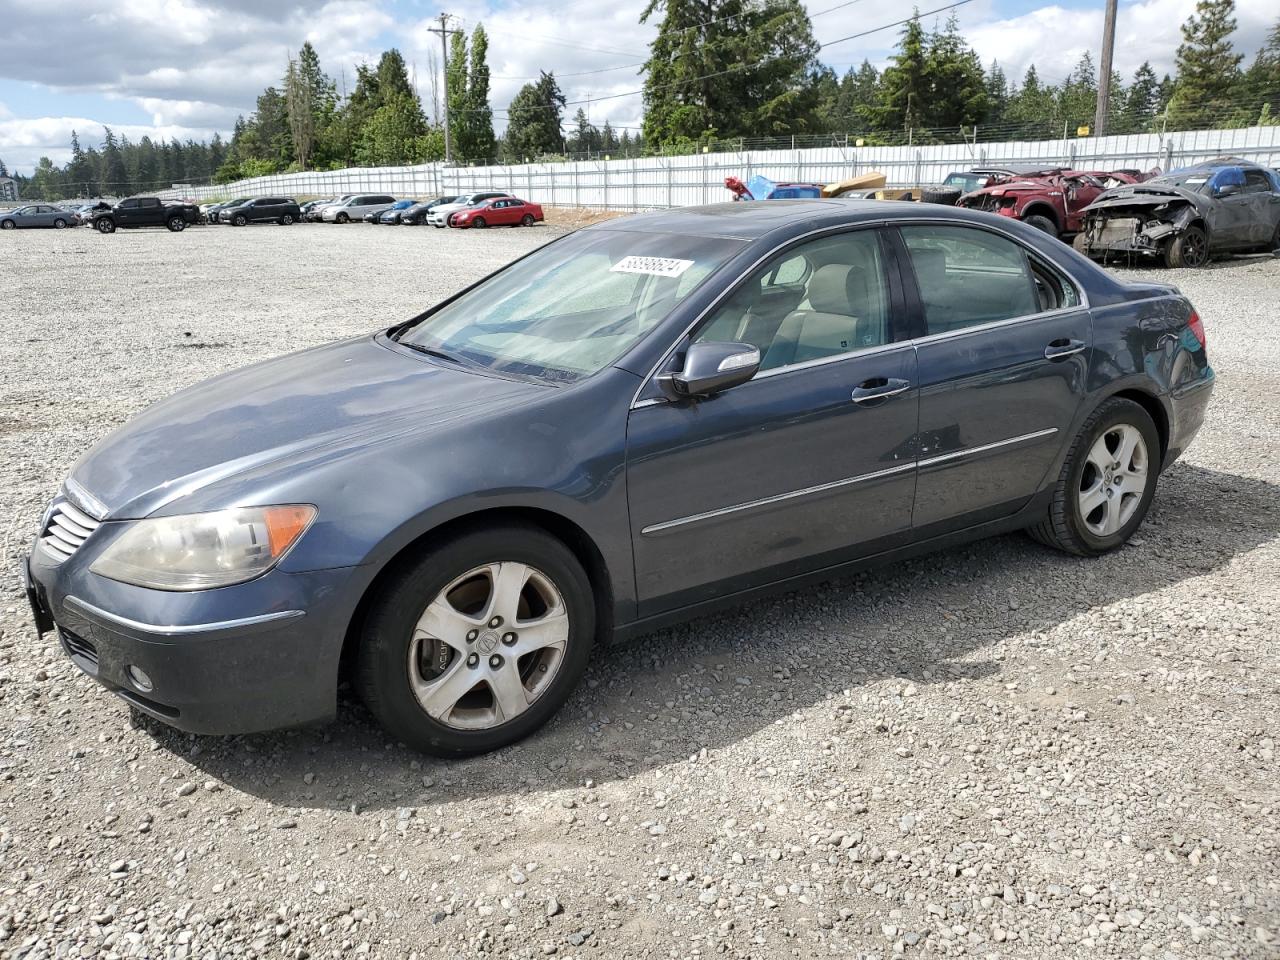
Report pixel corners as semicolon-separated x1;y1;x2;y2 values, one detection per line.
1216;183;1241;197
659;341;761;399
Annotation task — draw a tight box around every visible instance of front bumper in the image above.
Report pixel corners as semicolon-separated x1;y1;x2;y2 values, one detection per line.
26;542;358;735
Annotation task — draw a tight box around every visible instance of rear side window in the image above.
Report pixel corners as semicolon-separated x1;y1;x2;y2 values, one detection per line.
1242;170;1271;194
900;225;1042;335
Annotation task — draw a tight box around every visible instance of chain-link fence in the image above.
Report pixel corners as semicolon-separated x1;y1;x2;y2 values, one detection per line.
165;125;1280;210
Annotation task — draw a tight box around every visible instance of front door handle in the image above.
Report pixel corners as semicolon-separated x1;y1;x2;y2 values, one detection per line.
851;377;912;404
1044;338;1087;361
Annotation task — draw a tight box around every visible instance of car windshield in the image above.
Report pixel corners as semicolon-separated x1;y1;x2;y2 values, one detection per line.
396;229;743;383
943;172;983;193
1150;169;1215;191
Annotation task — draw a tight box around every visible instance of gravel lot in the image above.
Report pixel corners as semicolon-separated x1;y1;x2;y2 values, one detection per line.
0;221;1277;960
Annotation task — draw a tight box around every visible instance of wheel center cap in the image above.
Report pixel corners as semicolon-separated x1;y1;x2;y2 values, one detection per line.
1104;467;1115;484
477;631;500;654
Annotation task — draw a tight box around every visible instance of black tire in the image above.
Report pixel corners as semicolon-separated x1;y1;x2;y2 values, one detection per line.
336;212;349;224
95;218;115;234
1028;397;1161;557
53;218;67;229
231;214;246;227
1163;225;1208;268
521;214;536;226
357;524;596;756
921;186;963;206
168;216;187;232
1;219;15;230
280;214;294;225
472;216;487;229
1023;213;1058;236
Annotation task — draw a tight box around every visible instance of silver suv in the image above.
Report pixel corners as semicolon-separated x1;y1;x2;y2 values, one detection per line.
321;194;397;223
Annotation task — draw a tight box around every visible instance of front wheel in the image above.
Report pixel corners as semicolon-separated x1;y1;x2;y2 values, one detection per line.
336;212;349;224
280;214;294;225
168;216;187;232
95;219;115;234
471;216;487;229
1;220;16;230
1029;398;1160;556
53;218;67;229
357;524;595;757
1023;214;1057;236
1164;225;1208;268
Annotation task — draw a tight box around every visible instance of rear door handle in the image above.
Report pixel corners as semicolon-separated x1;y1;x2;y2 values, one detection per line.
851;377;912;404
1044;338;1087;361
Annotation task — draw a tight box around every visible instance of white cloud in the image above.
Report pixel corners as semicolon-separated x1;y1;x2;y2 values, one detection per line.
0;115;220;173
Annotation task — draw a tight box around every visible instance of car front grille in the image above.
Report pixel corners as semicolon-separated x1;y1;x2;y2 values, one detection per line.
39;500;102;563
59;627;99;672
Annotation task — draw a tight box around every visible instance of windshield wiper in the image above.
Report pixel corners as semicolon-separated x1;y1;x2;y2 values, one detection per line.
399;342;475;368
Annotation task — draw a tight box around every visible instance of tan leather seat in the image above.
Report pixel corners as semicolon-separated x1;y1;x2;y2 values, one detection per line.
762;264;870;370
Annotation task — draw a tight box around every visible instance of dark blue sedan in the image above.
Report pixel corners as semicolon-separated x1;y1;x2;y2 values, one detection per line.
25;200;1214;756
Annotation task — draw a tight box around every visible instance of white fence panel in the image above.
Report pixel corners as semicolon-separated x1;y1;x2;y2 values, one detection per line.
166;126;1280;211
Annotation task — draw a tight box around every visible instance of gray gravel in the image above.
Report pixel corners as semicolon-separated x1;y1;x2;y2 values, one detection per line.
0;222;1277;959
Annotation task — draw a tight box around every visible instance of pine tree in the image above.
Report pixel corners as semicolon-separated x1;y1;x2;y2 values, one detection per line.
504;72;566;160
922;14;988;130
1167;0;1244;128
285;42;335;170
100;128;127;196
0;157;8;178
66;132;92;196
1244;17;1280;120
875;15;929;134
1122;62;1161;132
985;61;1009;128
446;31;468;159
466;26;496;162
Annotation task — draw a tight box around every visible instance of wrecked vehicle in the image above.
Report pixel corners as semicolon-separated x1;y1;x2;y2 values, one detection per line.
959;169;1153;238
1075;158;1280;267
725;175;824;201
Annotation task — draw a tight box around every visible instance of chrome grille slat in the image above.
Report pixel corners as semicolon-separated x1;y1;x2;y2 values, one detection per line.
38;498;102;564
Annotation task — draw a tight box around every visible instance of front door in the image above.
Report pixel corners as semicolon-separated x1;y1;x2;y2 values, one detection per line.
627;228;920;616
896;223;1091;532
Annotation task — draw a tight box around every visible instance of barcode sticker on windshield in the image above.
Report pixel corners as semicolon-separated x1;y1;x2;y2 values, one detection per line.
610;256;695;277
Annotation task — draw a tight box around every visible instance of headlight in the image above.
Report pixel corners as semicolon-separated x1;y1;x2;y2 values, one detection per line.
91;505;316;591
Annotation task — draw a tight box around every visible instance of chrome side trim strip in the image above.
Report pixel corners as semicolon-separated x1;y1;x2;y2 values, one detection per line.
640;461;917;536
64;596;304;637
916;427;1058;468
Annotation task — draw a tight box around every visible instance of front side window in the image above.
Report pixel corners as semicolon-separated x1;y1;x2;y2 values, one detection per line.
900;225;1042;335
694;230;891;372
396;230;742;383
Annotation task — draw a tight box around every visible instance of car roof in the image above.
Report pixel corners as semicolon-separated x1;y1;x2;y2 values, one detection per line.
589;199;990;241
1169;156;1268;173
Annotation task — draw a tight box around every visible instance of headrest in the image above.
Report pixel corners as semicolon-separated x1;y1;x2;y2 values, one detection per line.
807;264;861;315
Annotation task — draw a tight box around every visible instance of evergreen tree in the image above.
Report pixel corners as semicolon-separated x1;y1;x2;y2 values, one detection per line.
1058;51;1097;128
1122;62;1161;132
285;42;335;170
1167;0;1244;128
1006;66;1056;138
446;31;469;159
875;15;929;133
357;93;432;164
466;26;496;162
504;72;566;160
66;131;92;196
922;14;988;130
602;120;619;153
0;157;7;178
100;128;127;195
985;61;1009;128
1244;17;1280;120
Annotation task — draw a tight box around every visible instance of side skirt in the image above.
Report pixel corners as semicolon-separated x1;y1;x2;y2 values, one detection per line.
609;491;1052;645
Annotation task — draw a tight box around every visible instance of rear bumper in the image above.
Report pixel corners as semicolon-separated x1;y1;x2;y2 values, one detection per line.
26;546;358;735
1164;368;1215;469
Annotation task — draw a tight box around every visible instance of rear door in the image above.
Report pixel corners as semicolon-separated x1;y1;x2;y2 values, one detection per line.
1241;169;1279;244
897;223;1091;533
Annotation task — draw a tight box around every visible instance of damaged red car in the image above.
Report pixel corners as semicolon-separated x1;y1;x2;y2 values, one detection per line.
959;168;1154;239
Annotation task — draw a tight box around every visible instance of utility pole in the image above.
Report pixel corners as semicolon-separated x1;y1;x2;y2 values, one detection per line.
427;12;461;164
1094;0;1118;137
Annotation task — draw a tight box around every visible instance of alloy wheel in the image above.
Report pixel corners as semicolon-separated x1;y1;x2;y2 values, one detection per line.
407;561;568;730
1078;423;1148;537
1183;231;1207;266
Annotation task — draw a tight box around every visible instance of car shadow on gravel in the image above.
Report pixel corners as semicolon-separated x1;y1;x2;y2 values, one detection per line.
140;462;1279;811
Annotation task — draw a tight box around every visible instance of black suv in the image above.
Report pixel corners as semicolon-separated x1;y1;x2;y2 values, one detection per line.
219;197;302;226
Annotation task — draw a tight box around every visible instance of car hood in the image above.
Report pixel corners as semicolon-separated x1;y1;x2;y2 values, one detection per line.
70;336;546;519
1084;184;1205;212
970;179;1061;198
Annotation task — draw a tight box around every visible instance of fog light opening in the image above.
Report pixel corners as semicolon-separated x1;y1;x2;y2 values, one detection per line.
126;665;154;693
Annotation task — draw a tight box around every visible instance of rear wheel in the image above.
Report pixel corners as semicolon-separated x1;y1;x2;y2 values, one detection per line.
521;214;536;226
1029;397;1160;556
1023;213;1057;236
357;524;595;756
1163;225;1208;268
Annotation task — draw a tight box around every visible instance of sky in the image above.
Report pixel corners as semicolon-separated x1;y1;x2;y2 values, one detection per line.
0;0;1275;175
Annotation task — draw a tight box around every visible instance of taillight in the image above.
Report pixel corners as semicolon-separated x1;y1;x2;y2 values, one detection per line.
1187;309;1206;349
